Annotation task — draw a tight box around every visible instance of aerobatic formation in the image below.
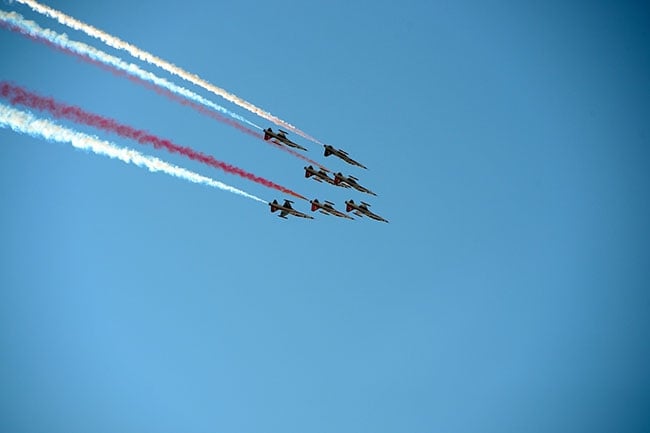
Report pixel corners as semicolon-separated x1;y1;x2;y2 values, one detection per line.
0;0;388;224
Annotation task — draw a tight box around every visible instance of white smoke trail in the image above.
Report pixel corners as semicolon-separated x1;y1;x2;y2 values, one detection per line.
0;10;263;131
0;103;267;203
13;0;321;145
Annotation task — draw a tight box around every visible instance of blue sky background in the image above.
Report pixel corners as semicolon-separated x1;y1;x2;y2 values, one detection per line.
1;0;649;432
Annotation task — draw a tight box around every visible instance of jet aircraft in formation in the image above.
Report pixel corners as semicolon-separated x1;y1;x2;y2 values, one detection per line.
304;165;349;188
264;128;308;151
310;199;354;220
268;127;387;223
333;172;376;196
269;199;314;219
345;200;389;223
323;145;367;169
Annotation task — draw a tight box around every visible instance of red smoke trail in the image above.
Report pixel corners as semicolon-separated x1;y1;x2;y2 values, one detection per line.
0;21;330;172
0;82;306;200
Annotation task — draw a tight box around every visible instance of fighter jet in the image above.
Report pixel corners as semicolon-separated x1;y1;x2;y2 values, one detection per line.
323;144;367;169
264;128;307;151
304;165;350;188
269;199;314;219
344;200;388;223
310;199;354;220
333;172;377;196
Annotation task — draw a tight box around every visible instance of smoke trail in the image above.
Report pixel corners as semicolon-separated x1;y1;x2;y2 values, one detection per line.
0;11;329;171
14;0;323;145
0;10;261;131
0;103;266;203
0;82;307;200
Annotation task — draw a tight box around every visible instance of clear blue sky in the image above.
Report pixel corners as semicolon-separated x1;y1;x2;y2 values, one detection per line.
1;0;649;432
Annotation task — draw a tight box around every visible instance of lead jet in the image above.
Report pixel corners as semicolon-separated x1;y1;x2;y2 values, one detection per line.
269;199;314;219
323;145;367;169
310;199;354;220
264;128;307;151
304;165;350;188
345;200;388;223
333;172;377;196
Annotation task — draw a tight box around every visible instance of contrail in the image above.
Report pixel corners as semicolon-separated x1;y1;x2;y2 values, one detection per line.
0;103;266;203
0;11;330;171
0;82;307;200
0;10;261;131
13;0;324;145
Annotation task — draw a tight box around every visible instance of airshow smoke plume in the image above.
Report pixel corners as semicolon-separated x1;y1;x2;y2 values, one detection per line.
13;0;323;145
0;11;327;169
0;82;307;200
0;10;261;130
0;103;266;202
